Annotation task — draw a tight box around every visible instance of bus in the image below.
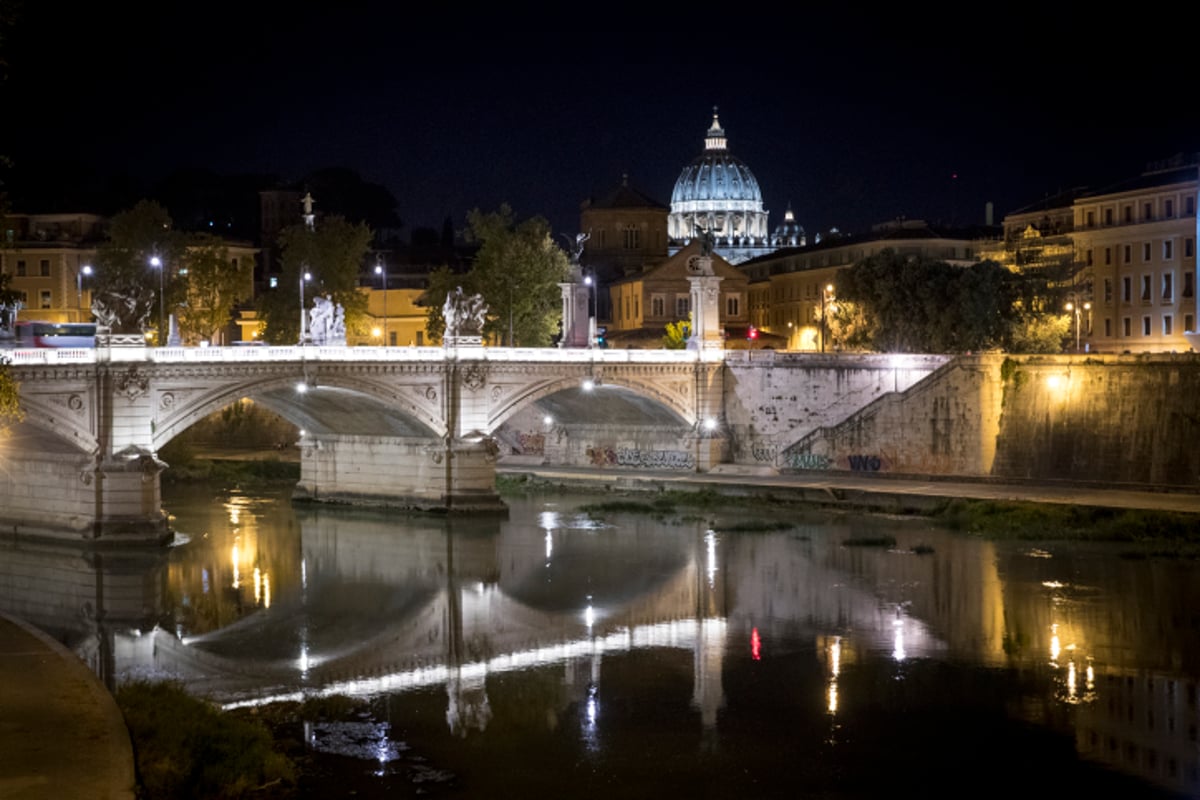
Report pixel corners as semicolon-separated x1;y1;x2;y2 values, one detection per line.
10;321;97;348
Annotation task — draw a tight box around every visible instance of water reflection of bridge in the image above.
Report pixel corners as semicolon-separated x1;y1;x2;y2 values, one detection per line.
5;504;1198;796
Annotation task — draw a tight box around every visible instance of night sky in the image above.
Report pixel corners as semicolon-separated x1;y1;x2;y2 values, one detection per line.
3;3;1195;240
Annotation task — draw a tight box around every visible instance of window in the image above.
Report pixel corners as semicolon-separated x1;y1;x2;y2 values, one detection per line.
1123;317;1132;337
1105;247;1112;265
1123;245;1132;263
725;294;740;317
1104;209;1113;225
1105;318;1112;337
651;295;665;317
1164;240;1174;260
1166;199;1175;218
1122;276;1132;302
1164;315;1173;336
1124;205;1133;223
416;331;423;346
1188;196;1196;216
1143;242;1151;261
39;259;50;277
1086;249;1093;266
16;259;25;276
1187;238;1195;258
1185;272;1195;298
623;226;640;250
1186;314;1195;332
39;290;51;309
1086;211;1095;227
1144;201;1153;220
1143;316;1152;336
1163;273;1174;302
675;296;690;318
1142;275;1151;301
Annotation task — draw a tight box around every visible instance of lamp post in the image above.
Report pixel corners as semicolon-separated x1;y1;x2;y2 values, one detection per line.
374;262;387;346
584;274;596;348
77;264;93;317
1065;300;1092;352
149;256;164;344
299;271;311;344
819;283;835;353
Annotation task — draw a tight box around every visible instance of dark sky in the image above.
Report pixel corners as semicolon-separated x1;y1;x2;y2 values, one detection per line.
3;3;1195;240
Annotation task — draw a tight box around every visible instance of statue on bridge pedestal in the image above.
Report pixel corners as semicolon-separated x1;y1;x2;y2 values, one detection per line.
442;287;487;342
308;295;347;346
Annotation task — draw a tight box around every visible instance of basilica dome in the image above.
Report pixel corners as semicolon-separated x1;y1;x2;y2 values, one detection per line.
668;108;771;264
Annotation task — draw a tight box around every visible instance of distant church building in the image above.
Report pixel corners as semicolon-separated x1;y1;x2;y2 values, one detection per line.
668;108;799;265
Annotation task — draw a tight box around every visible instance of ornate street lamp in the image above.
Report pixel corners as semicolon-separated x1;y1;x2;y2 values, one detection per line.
77;264;93;316
149;256;164;344
299;271;312;344
374;261;387;346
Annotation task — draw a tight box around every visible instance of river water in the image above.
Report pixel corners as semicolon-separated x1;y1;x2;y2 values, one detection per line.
6;480;1199;798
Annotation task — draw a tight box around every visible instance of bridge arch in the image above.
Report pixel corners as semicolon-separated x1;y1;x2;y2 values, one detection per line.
487;372;696;433
152;372;445;453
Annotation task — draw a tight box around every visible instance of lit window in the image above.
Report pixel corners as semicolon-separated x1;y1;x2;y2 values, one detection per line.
39;290;51;309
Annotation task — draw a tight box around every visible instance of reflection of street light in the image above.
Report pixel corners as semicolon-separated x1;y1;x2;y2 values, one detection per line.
374;261;387;346
1065;300;1092;352
77;264;93;316
299;271;312;344
584;274;597;347
819;283;835;353
149;256;164;344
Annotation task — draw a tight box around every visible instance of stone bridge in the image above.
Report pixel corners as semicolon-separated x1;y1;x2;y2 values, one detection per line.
1;342;948;543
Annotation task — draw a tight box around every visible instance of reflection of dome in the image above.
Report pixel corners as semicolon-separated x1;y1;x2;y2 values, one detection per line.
668;107;773;265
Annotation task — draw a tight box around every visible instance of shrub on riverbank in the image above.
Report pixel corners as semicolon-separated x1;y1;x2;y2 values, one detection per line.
116;680;295;798
162;457;300;486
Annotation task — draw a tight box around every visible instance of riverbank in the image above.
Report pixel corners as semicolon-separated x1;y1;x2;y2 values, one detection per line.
495;463;1200;516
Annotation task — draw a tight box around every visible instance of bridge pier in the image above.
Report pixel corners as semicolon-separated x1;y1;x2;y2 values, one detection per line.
294;433;505;513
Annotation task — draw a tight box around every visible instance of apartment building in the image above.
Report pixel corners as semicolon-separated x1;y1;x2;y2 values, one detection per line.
1071;157;1198;353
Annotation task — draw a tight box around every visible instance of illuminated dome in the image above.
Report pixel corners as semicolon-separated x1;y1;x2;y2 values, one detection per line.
668;108;771;263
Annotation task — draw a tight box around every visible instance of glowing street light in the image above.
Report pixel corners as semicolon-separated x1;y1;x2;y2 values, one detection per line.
819;283;835;353
1065;300;1092;353
374;261;387;346
299;271;312;344
584;273;597;348
149;256;164;344
77;264;93;315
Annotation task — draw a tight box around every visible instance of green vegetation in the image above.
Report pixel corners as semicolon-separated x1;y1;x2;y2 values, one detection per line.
116;680;295;799
161;456;300;486
842;535;897;548
932;499;1199;543
712;520;794;533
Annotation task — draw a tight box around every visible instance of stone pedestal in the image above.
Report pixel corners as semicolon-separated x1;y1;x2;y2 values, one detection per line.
558;273;591;348
686;257;725;352
295;434;506;513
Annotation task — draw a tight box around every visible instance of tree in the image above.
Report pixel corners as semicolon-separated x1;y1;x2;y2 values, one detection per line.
256;215;373;344
460;205;570;347
91;200;186;336
174;233;253;344
835;250;1022;353
662;316;691;349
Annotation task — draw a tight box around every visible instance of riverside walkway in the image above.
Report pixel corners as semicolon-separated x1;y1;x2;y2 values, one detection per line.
1;467;1195;800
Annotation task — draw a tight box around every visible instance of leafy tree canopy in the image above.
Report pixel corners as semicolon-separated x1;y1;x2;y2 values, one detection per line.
174;233;253;344
256;215;373;344
91;200;187;335
834;250;1023;353
458;205;570;347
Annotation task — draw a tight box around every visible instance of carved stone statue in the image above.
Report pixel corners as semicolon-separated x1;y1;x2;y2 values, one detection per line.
308;295;346;346
561;231;590;265
696;225;716;257
443;287;487;338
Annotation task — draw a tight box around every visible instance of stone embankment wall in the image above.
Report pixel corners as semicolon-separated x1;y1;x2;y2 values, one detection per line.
782;353;1200;489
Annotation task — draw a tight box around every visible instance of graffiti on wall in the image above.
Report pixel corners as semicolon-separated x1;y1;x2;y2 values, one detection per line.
782;452;831;470
585;446;696;470
516;432;545;455
780;452;889;472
